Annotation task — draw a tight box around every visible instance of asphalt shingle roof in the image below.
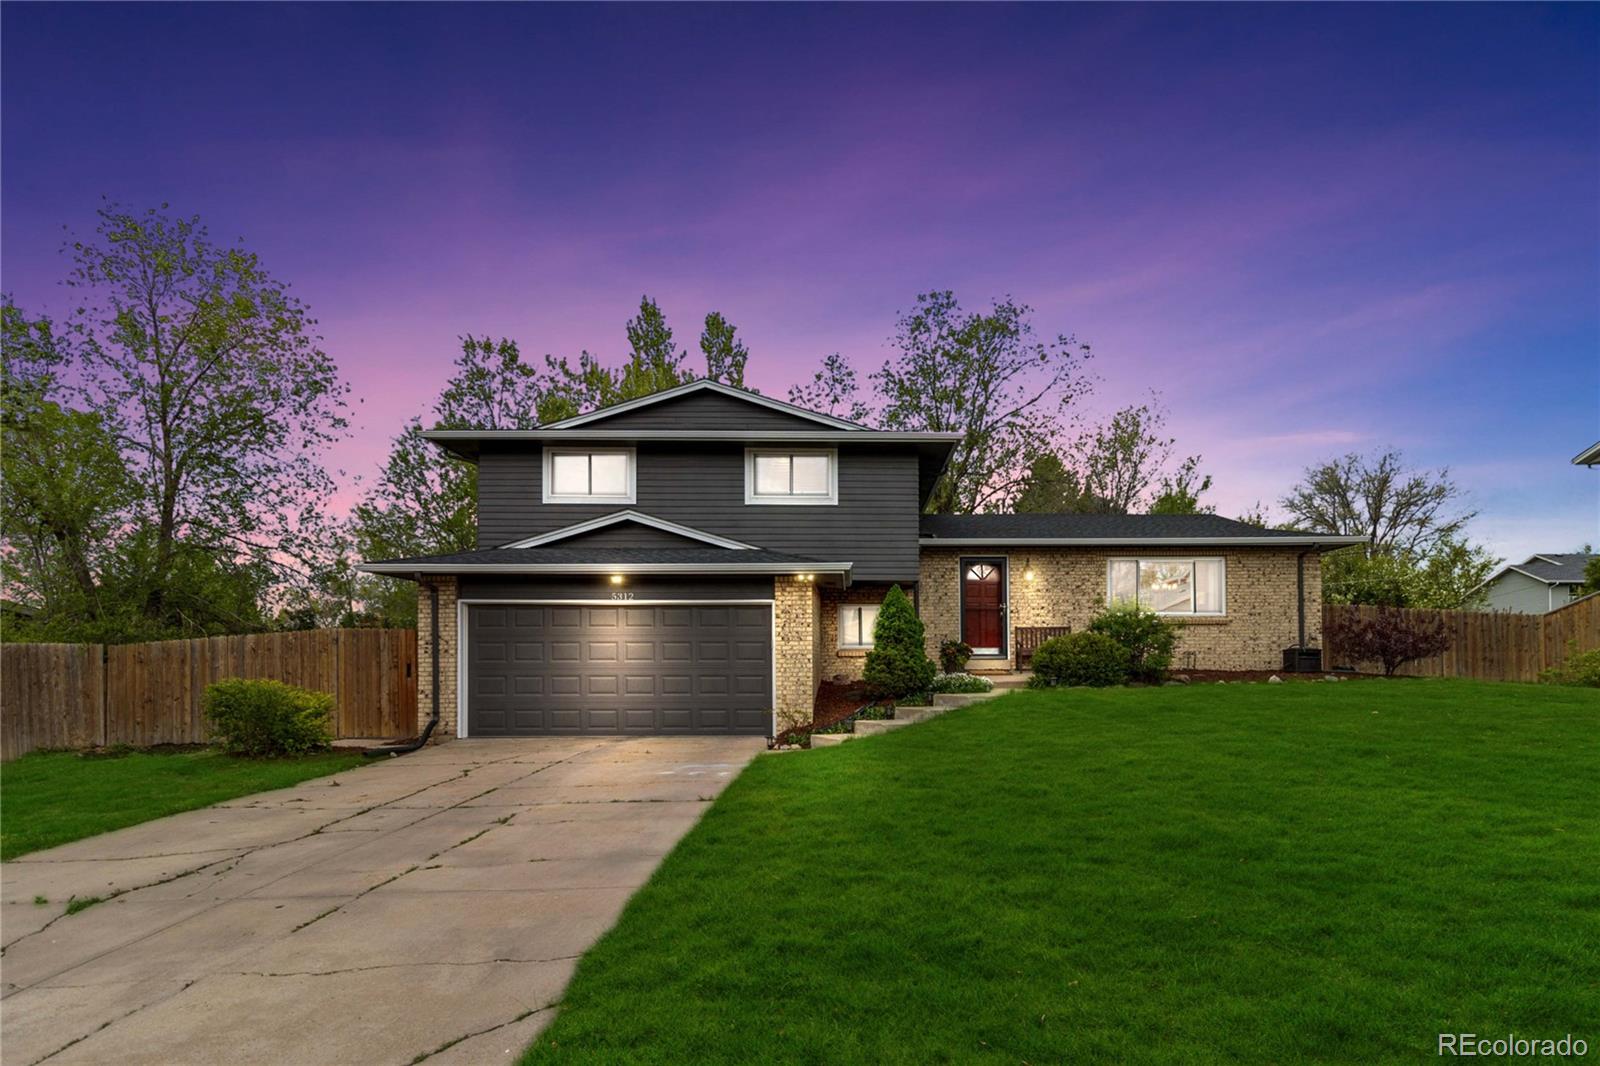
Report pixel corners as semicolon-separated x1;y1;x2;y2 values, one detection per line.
1514;553;1596;583
918;513;1319;540
363;546;826;568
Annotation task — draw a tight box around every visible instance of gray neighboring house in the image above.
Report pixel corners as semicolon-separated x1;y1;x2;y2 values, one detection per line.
1476;553;1595;614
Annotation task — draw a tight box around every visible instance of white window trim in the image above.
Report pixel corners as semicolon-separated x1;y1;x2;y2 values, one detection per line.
1106;557;1227;617
542;447;636;505
743;447;838;506
837;603;880;650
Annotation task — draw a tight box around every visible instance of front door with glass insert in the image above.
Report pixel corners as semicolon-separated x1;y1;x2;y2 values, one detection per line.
961;558;1007;656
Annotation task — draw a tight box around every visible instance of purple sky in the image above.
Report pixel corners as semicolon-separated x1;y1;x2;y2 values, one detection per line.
4;4;1596;560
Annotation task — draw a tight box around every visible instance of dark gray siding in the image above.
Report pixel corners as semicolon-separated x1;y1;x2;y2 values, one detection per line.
571;390;837;431
526;523;713;549
476;443;921;582
459;575;774;601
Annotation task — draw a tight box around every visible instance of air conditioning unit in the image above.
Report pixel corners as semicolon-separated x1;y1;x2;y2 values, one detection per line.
1281;647;1323;673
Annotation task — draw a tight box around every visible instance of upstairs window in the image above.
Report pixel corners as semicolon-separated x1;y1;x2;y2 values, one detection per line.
745;449;837;505
1107;558;1225;616
543;448;636;504
838;604;880;649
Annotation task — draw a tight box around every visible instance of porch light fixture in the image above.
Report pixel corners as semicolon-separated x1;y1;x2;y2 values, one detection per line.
1024;557;1035;582
609;574;624;585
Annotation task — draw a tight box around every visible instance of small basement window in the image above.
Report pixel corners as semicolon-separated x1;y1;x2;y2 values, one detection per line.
1107;558;1225;616
543;448;636;504
745;449;837;505
838;604;880;649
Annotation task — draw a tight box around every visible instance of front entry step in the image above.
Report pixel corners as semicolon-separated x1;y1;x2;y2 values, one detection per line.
812;687;1004;746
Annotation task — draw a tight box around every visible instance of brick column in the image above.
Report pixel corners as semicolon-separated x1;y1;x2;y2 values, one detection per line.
772;576;818;734
415;577;459;741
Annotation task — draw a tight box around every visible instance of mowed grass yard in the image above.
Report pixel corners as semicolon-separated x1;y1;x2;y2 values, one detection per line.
525;680;1599;1064
0;747;366;859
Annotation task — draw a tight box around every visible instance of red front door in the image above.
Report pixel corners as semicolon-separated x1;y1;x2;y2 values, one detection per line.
962;559;1006;654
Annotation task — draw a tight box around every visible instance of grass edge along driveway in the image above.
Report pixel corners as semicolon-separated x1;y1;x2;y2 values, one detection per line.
1;747;367;860
523;679;1599;1064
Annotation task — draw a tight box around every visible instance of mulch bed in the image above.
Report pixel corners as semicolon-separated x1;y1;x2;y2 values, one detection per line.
806;680;874;732
1174;669;1375;684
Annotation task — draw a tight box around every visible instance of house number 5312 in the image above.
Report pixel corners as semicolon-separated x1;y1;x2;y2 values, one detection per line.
610;591;635;601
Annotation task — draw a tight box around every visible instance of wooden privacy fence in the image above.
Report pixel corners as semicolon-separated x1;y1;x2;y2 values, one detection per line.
1322;594;1600;682
1;628;416;760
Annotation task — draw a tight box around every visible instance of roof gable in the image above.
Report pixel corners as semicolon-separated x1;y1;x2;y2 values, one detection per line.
540;379;867;432
499;510;756;551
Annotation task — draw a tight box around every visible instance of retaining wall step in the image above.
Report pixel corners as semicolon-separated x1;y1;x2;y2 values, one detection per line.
853;719;910;735
810;733;851;747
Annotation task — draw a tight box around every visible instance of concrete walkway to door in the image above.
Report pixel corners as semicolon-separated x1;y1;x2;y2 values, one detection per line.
1;736;764;1066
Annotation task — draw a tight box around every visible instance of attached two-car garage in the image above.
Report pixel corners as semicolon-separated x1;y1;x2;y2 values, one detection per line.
465;602;773;736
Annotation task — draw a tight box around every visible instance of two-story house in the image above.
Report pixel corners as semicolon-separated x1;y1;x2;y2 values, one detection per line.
359;381;1364;740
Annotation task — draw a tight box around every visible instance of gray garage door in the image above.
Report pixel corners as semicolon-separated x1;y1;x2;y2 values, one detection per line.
466;603;773;735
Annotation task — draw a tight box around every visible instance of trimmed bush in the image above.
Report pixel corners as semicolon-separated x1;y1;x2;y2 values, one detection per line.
931;672;994;694
863;584;937;699
1028;632;1130;688
938;640;973;674
1086;603;1178;682
1541;642;1600;687
204;678;334;757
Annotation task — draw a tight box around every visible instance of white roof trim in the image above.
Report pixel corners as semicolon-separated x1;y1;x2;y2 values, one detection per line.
918;535;1369;549
500;511;757;551
538;379;869;431
357;560;854;576
1573;440;1600;466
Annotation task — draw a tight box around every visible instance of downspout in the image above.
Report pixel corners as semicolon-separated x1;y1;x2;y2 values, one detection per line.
367;580;441;757
1296;551;1308;648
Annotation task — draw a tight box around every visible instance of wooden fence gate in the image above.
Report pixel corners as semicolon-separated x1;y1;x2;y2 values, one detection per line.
1;628;416;760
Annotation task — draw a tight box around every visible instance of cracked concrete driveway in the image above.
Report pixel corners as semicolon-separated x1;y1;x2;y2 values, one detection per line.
0;736;763;1065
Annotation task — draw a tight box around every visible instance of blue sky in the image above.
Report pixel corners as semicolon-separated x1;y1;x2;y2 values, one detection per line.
3;3;1596;559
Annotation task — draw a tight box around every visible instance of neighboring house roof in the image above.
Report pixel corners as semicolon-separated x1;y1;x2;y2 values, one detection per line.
356;546;851;576
540;379;871;431
1574;441;1600;466
499;511;757;550
1484;552;1596;586
919;513;1369;549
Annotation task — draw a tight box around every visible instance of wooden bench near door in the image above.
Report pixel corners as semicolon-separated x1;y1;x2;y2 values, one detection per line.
1014;625;1073;668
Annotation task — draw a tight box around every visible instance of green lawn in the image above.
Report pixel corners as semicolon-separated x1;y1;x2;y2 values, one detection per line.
0;747;366;859
524;680;1600;1064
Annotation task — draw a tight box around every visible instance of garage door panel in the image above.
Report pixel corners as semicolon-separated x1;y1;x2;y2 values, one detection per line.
468;602;772;736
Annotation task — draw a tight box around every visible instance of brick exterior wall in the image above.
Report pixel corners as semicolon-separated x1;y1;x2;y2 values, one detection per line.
816;583;901;683
415;576;460;740
773;576;819;732
917;547;1322;672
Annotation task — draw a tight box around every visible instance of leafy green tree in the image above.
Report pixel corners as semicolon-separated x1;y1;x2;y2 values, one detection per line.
1;204;348;640
862;585;936;698
1072;398;1207;514
874;291;1093;514
350;337;563;626
1580;556;1600;597
1281;449;1474;556
1321;537;1498;610
620;296;691;397
1011;452;1110;514
699;311;749;388
1149;456;1215;515
787;352;872;424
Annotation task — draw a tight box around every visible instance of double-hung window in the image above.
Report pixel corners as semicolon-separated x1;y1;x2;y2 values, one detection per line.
838;604;880;649
1107;558;1225;616
744;449;837;505
543;448;636;504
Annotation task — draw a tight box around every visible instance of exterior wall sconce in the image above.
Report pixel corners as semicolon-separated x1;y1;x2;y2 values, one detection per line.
609;574;624;585
1023;557;1036;582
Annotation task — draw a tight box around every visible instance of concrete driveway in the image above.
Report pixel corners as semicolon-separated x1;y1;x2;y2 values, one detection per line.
0;736;763;1065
